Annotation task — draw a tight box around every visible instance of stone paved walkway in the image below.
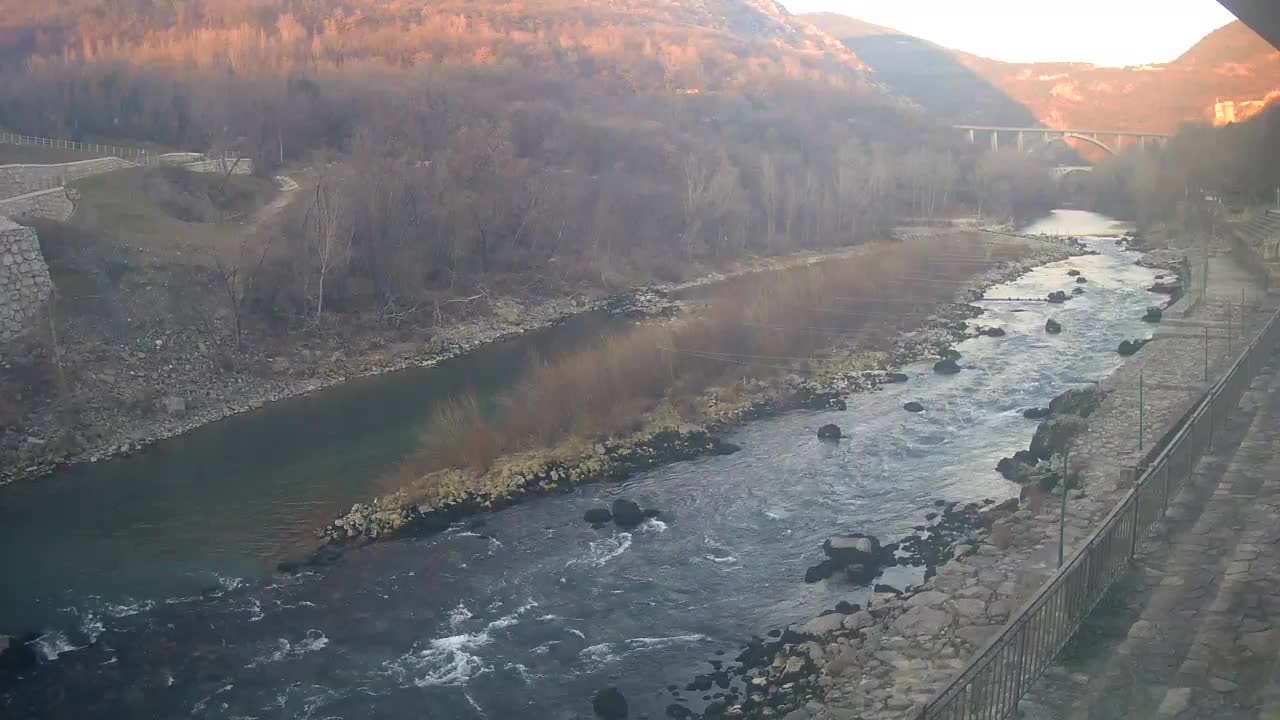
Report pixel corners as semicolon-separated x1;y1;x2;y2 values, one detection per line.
1021;359;1280;720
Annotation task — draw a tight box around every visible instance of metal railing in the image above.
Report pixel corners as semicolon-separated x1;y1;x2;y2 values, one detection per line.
0;131;157;165
918;302;1280;719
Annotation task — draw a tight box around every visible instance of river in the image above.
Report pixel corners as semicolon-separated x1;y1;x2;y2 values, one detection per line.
1;211;1155;719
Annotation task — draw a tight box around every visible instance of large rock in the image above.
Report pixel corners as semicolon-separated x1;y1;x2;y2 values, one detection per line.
1044;318;1062;334
1048;387;1101;417
933;358;961;374
977;326;1006;338
1030;416;1088;460
1143;306;1164;323
1076;276;1088;284
1067;269;1081;277
894;606;952;636
584;508;612;524
160;395;187;416
817;424;842;440
593;687;629;719
791;613;848;638
1046;291;1068;304
610;499;645;528
903;401;925;413
884;373;909;384
1022;407;1051;420
1118;339;1149;356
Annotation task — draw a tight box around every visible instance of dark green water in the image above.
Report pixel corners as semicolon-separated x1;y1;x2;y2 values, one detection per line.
0;311;617;631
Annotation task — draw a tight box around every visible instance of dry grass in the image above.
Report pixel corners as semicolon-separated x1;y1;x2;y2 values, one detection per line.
419;233;1029;473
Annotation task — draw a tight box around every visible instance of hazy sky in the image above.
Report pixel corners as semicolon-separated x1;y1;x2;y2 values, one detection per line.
781;0;1239;67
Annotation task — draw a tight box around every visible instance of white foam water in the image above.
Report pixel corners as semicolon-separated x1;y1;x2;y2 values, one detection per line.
385;600;538;687
30;631;83;661
448;603;473;630
578;634;711;667
247;629;331;668
566;533;632;568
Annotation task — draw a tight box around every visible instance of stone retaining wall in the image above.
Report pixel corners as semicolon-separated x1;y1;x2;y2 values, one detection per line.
0;218;52;342
0;187;74;222
0;157;135;199
182;157;255;175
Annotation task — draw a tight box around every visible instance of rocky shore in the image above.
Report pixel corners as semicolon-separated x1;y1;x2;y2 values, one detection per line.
316;237;1080;556
0;244;894;486
649;247;1254;720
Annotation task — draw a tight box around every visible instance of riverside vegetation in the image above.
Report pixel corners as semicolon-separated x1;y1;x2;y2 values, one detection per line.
0;1;1066;484
319;232;1076;549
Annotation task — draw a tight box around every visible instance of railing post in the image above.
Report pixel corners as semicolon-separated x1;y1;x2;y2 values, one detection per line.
1130;493;1141;557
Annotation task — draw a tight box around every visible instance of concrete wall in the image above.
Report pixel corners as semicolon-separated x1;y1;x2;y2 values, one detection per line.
0;218;52;343
0;187;74;222
182;157;255;175
0;157;136;199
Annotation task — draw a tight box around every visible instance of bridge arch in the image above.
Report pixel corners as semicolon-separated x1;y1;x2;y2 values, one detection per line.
1062;133;1116;156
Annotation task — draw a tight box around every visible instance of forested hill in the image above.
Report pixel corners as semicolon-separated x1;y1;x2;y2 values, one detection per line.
807;14;1280;133
1;0;872;93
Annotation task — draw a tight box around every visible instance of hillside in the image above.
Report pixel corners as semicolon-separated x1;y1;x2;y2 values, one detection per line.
807;15;1280;133
0;0;871;94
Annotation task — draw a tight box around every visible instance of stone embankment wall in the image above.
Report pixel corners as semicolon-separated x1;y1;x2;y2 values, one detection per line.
0;187;74;222
0;157;135;199
180;157;255;175
0;218;52;342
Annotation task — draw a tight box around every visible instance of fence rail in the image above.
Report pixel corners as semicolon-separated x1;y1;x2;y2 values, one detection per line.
918;302;1280;719
0;131;158;165
0;132;240;167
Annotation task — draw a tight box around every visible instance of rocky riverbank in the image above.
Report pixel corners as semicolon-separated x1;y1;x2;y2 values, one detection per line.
316;238;1080;556
0;244;899;486
654;247;1253;720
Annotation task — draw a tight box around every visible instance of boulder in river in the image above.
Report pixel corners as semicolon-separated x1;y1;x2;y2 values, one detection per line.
584;508;613;524
978;326;1006;338
1048;386;1102;417
1076;276;1089;284
1047;291;1068;304
1072;287;1086;295
1045;318;1063;334
610;499;645;528
933;358;961;374
1031;416;1088;461
817;424;842;440
904;401;925;413
1067;269;1081;277
592;687;629;719
1143;306;1164;323
885;372;909;384
1118;339;1149;356
1150;278;1182;295
1023;407;1051;420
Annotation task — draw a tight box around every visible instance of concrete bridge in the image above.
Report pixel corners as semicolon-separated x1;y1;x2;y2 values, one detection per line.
956;125;1172;156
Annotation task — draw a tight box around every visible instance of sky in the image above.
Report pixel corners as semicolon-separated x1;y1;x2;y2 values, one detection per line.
780;0;1239;67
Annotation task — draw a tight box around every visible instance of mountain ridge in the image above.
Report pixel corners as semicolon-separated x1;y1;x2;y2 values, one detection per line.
806;14;1280;133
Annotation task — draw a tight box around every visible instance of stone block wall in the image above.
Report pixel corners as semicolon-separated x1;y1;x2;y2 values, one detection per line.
0;187;74;222
0;218;52;342
0;157;136;199
181;157;255;175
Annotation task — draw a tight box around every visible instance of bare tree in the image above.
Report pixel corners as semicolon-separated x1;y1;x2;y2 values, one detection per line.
302;174;353;323
212;233;274;350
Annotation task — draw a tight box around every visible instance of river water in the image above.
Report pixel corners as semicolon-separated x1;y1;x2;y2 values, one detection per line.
1;211;1155;719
